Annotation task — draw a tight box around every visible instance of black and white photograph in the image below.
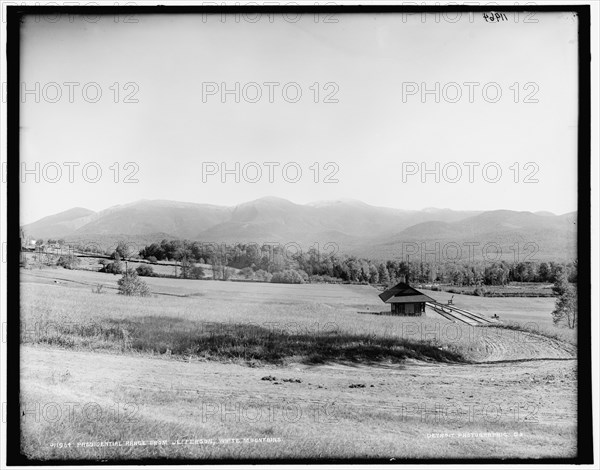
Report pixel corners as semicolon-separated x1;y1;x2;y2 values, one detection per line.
2;2;597;466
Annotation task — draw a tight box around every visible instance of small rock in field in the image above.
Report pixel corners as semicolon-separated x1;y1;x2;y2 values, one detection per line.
349;383;366;389
282;378;302;383
261;376;277;381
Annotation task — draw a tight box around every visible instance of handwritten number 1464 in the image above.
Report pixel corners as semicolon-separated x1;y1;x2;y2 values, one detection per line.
483;12;509;23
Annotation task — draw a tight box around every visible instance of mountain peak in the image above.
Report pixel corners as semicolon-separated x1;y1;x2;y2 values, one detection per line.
308;198;370;208
251;196;294;204
22;199;576;261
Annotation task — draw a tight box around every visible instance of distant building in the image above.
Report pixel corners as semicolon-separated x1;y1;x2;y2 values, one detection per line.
379;282;435;316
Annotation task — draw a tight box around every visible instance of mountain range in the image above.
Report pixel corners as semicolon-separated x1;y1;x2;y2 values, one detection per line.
22;197;577;261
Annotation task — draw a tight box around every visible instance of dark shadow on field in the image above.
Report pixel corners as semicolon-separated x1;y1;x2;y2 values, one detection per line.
115;316;467;365
25;315;466;366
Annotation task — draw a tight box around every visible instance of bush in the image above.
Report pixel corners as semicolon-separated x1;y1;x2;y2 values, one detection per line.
188;266;205;279
56;255;80;270
100;261;123;274
118;270;151;297
254;269;272;282
147;256;158;264
271;269;306;284
91;284;104;294
240;267;254;279
308;275;342;284
474;286;487;297
136;264;155;277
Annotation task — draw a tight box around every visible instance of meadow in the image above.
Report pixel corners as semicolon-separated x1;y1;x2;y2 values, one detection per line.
19;267;578;461
431;283;556;298
21;267;574;362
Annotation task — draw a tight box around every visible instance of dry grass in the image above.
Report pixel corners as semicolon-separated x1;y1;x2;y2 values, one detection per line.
20;346;577;461
21;281;465;365
18;268;579;461
21;269;575;364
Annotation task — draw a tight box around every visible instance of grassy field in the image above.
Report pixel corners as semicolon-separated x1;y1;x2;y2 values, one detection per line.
429;283;556;298
21;268;575;361
18;267;578;461
23;252;219;279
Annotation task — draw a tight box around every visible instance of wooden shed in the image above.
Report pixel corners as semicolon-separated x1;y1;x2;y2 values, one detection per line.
379;282;435;316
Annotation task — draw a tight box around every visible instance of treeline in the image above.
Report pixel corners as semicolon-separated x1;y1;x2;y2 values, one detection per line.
137;240;577;286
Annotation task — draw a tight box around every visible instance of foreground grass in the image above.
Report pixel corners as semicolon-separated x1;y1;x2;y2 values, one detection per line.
20;346;578;461
18;272;579;461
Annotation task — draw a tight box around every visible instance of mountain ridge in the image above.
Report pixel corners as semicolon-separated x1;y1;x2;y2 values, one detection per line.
22;198;577;261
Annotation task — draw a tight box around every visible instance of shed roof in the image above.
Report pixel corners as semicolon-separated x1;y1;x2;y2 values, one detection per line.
386;294;434;303
379;282;435;304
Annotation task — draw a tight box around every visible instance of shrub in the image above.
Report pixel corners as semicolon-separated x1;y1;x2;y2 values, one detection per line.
100;261;123;274
146;256;158;264
474;286;487;297
255;269;272;282
271;269;306;284
188;266;205;279
136;264;155;277
56;255;80;270
240;267;254;279
309;275;342;284
91;284;104;294
118;270;151;297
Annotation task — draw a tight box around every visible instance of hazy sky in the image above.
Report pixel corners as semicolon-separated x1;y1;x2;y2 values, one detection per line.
19;11;579;223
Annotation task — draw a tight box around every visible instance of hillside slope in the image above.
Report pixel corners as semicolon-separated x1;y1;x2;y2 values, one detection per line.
23;198;577;260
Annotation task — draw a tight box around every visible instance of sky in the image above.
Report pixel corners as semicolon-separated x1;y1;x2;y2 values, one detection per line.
18;11;579;224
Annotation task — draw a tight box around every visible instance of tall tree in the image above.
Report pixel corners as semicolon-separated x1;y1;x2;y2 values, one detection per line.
552;275;577;329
